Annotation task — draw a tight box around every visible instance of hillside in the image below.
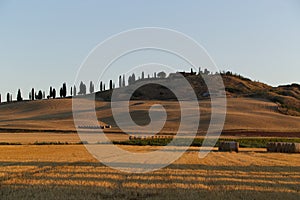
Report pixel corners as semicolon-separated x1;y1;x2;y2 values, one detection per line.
93;73;300;116
222;74;300;116
0;98;299;136
0;73;299;136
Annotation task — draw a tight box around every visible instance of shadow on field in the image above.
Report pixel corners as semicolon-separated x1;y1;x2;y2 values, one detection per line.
0;161;299;199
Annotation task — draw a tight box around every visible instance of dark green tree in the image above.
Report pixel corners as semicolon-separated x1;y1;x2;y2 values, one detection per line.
6;93;10;102
122;74;125;87
78;81;86;95
128;75;132;85
49;86;53;98
198;67;203;75
141;71;145;79
204;68;210;75
157;71;166;78
62;83;67;97
37;90;43;100
89;81;94;94
60;88;63;98
100;81;103;92
109;80;113;90
119;76;122;88
53;89;56;99
73;85;77;96
128;73;136;85
31;88;35;100
17;89;23;101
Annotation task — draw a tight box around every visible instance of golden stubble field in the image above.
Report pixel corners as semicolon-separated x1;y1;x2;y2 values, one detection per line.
0;145;299;200
0;98;300;199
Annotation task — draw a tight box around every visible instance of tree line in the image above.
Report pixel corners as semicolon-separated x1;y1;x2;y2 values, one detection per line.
0;68;218;103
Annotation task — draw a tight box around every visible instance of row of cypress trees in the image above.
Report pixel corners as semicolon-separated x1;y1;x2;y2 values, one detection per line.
0;71;167;103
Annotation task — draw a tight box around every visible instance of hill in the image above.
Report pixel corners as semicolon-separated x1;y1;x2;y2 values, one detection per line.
0;72;299;136
93;73;300;116
0;98;299;136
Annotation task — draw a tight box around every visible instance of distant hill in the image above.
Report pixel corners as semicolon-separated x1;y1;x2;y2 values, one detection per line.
0;71;299;135
94;73;300;116
222;74;300;116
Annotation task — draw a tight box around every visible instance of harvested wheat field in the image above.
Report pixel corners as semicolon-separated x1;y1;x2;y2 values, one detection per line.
0;98;300;199
0;145;299;199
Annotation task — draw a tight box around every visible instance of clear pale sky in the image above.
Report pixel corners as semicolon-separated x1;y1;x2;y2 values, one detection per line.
0;0;299;100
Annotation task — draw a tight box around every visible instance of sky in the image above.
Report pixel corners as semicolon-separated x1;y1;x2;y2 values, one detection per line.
0;0;299;100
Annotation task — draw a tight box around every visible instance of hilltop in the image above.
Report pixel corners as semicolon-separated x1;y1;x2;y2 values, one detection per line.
222;73;300;116
93;72;300;116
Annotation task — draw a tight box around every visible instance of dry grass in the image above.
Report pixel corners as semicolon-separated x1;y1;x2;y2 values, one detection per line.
0;145;299;199
0;98;299;135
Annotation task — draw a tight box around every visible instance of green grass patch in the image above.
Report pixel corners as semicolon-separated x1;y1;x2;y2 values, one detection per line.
113;138;300;148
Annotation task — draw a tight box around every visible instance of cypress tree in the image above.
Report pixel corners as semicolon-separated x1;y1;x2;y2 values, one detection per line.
122;74;125;87
60;88;63;98
79;81;86;95
89;81;94;94
53;89;56;99
141;71;144;79
109;80;113;90
119;76;122;88
17;89;22;101
6;93;10;102
62;83;67;97
50;86;53;98
37;90;43;100
31;88;35;100
128;75;132;85
73;85;77;96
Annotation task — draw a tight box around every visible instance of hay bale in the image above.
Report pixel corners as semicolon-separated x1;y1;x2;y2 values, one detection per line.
105;125;112;129
267;142;277;152
282;143;288;153
284;143;292;153
286;143;293;153
268;142;300;153
219;141;239;152
275;142;282;152
290;143;300;153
